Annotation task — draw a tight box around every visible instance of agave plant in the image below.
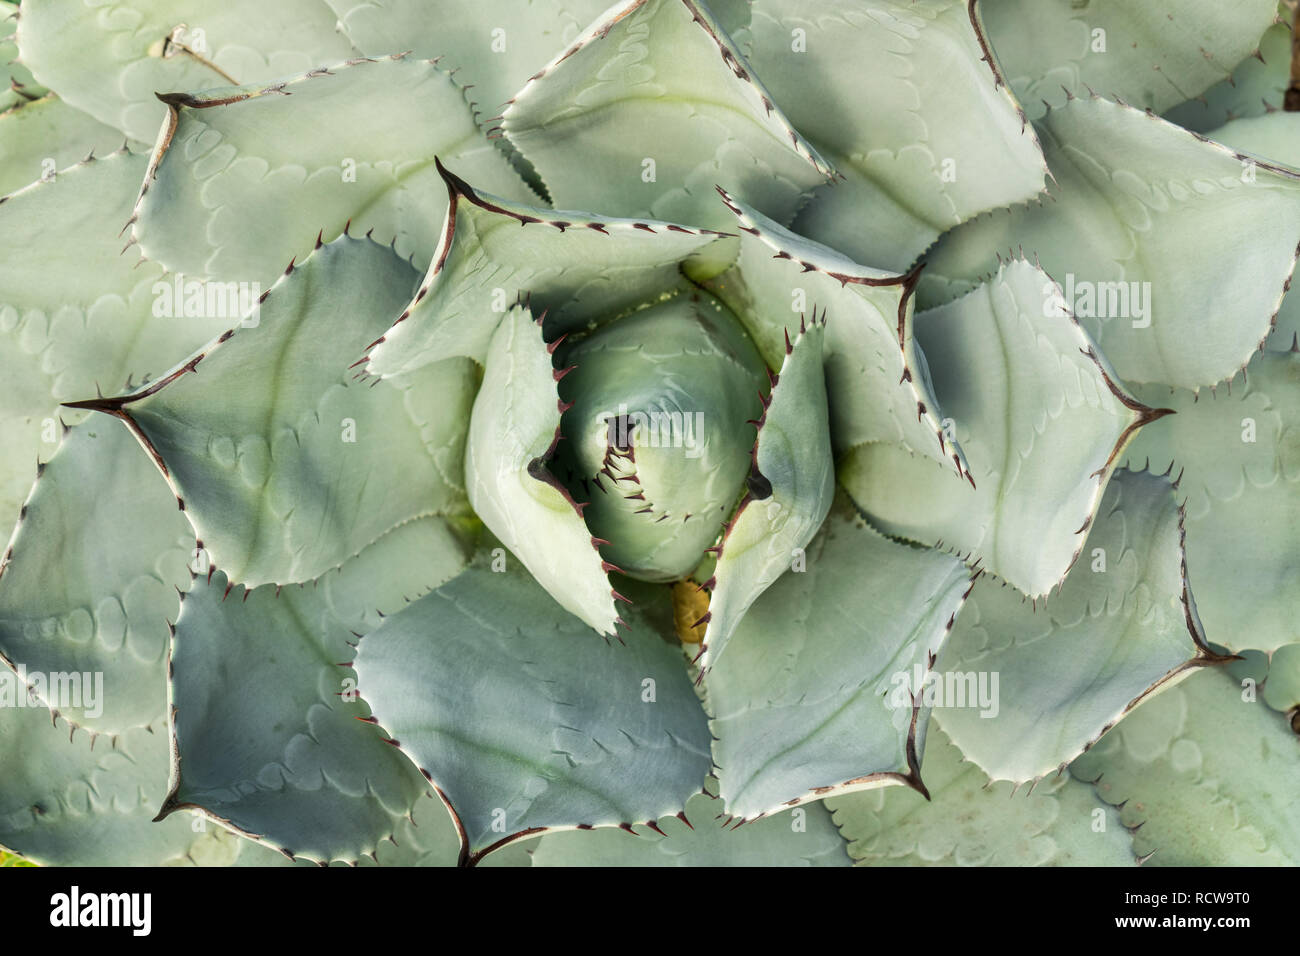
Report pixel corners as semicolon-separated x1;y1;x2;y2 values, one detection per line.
1;0;1297;869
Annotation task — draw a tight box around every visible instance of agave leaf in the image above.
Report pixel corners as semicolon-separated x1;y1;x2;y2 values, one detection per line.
531;788;850;865
708;494;971;819
0;151;230;544
1122;348;1300;654
353;557;713;866
159;514;468;866
1072;666;1300;865
466;303;619;635
1199;111;1300;351
827;725;1135;866
0;702;290;866
363;161;729;380
501;0;833;233
922;94;1300;390
705;191;969;479
979;0;1279;120
68;235;477;589
841;260;1166;597
354;792;530;868
15;0;354;142
743;0;1046;271
0;424;188;733
553;289;769;582
697;314;834;671
933;468;1227;784
1163;17;1293;133
1;2;44;110
325;0;610;121
1262;644;1300;714
0;95;128;195
131;55;532;287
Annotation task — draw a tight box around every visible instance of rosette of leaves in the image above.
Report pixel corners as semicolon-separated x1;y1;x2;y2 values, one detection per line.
1;0;1298;868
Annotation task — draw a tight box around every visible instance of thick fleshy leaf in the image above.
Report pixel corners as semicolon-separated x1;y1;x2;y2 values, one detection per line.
0;95;127;196
1072;666;1300;865
325;0;610;119
744;0;1046;271
1263;644;1300;714
364;162;729;380
15;0;354;142
70;235;478;588
708;495;971;819
354;560;712;866
1163;17;1293;133
501;0;833;233
841;260;1167;597
828;725;1135;866
531;788;850;865
352;793;530;867
0;424;188;733
160;514;468;865
698;314;834;670
0;151;229;544
131;55;532;287
979;0;1279;120
706;191;968;478
1200;112;1300;351
466;303;618;634
934;468;1227;784
553;289;768;582
1122;347;1300;654
922;93;1300;390
0;704;287;866
1;2;45;110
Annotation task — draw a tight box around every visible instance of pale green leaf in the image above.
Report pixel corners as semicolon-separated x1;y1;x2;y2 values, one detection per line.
1072;666;1300;865
708;495;971;819
131;55;533;287
501;0;833;233
0;703;284;866
1163;17;1293;133
828;725;1135;865
980;0;1279;120
1122;348;1300;654
161;524;467;865
325;0;610;119
1198;111;1300;351
364;162;729;380
16;0;355;142
0;424;188;733
71;235;478;588
698;314;834;671
922;94;1300;390
746;0;1046;272
0;151;229;544
466;303;618;634
934;468;1225;784
1;2;44;111
0;95;127;196
531;789;850;865
841;260;1164;597
553;289;768;582
705;191;969;478
1262;644;1300;714
353;558;712;866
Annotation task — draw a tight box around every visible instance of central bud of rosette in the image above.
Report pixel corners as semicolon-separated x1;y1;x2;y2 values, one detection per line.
553;289;770;582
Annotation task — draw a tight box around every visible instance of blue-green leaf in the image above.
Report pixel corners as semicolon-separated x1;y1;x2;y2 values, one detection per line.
501;0;833;232
354;559;712;865
708;495;971;818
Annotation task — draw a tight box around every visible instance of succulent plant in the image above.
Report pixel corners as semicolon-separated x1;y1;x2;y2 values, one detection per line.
1;0;1298;869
